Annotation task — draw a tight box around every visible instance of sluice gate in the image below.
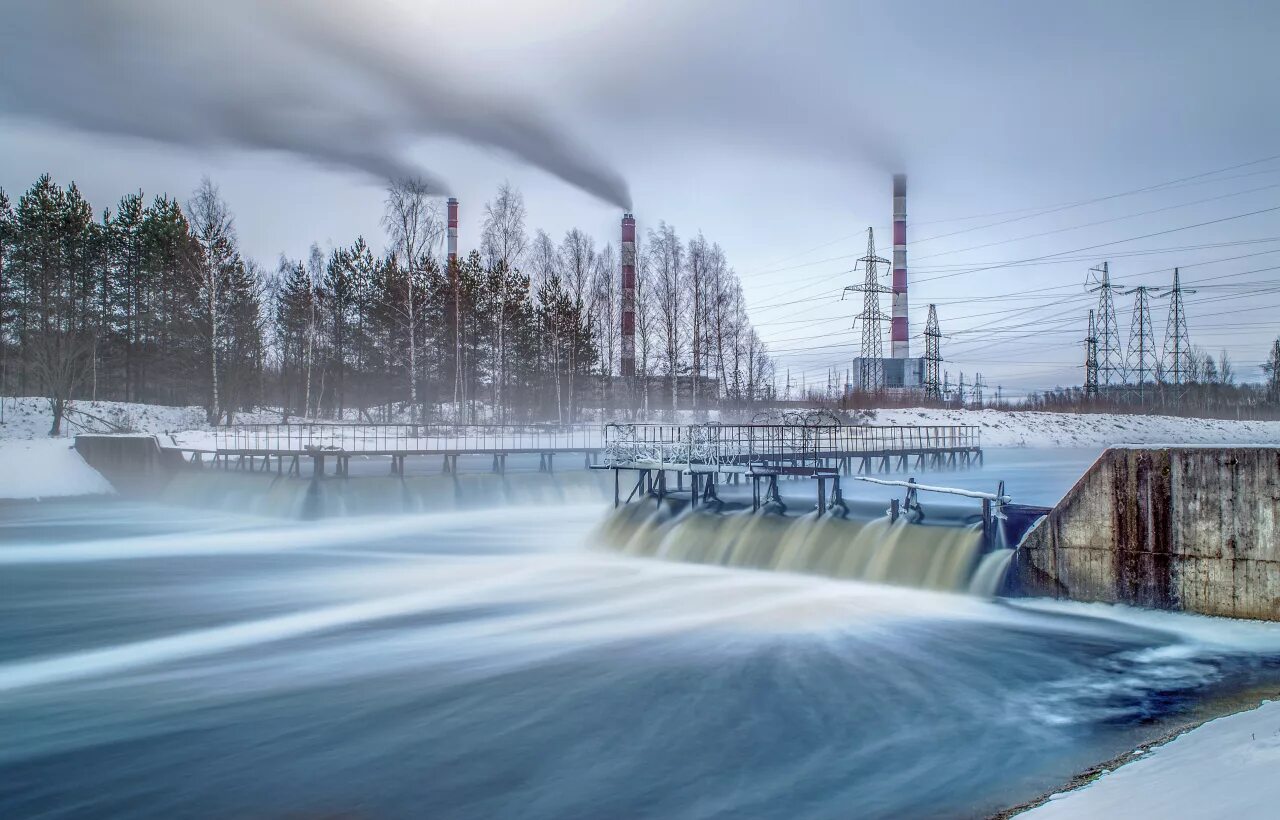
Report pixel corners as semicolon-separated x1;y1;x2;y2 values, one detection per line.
594;476;1041;597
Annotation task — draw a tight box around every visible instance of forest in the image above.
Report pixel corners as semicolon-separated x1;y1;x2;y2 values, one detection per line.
0;175;774;433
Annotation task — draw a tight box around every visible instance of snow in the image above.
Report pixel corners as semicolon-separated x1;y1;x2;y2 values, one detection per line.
0;439;114;499
856;407;1280;449
0;397;277;441
1020;699;1280;818
3;396;1280;451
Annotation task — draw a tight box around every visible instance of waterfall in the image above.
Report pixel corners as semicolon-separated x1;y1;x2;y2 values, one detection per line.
594;502;1007;596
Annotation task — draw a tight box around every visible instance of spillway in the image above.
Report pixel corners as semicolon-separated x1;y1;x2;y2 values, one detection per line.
595;501;1014;596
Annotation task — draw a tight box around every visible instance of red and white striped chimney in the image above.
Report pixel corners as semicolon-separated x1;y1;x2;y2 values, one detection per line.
620;213;637;379
891;174;909;359
446;197;459;263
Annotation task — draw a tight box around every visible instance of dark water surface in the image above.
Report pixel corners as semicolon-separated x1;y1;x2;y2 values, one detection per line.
5;450;1280;819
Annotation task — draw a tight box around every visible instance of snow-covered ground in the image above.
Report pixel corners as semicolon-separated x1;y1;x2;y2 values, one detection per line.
860;407;1280;448
4;396;1280;450
1020;698;1280;818
0;439;115;499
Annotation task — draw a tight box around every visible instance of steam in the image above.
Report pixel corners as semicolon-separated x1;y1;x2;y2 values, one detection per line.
0;0;632;209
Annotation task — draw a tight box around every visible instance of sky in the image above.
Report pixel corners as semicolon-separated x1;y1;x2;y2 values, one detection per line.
2;0;1279;397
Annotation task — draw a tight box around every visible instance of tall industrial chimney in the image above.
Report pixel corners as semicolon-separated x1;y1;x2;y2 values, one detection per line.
446;197;459;263
891;174;909;359
620;213;637;379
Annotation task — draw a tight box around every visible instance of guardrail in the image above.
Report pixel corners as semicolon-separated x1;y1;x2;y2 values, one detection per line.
211;421;981;464
214;423;604;453
602;423;981;468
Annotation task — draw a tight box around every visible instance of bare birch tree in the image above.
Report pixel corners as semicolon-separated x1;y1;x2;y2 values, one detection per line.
559;228;597;420
186;176;236;424
593;243;618;381
634;243;655;417
303;243;324;418
481;183;527;422
647;222;684;414
382;178;443;423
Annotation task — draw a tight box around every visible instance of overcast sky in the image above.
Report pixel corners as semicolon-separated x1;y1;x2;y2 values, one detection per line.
3;0;1279;395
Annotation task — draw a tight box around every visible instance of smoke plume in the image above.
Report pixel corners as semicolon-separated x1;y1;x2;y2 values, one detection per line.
0;0;632;209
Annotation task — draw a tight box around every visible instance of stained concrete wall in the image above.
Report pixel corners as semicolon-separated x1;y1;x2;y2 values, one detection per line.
74;435;179;496
1012;447;1280;620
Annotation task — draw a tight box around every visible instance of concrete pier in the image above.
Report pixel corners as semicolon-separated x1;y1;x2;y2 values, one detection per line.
1013;447;1280;620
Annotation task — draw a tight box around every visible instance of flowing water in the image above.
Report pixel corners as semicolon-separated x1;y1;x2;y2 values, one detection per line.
5;450;1280;818
598;504;1004;594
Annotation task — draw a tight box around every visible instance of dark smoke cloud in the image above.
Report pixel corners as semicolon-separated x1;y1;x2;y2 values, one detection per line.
0;0;632;209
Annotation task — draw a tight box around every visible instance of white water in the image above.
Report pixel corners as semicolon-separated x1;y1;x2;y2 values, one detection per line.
597;502;998;595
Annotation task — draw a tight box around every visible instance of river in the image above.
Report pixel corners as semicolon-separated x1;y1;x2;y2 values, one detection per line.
4;447;1280;818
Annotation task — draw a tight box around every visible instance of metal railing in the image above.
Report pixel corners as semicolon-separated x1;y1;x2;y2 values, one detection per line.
215;422;604;453
213;421;981;462
602;423;981;468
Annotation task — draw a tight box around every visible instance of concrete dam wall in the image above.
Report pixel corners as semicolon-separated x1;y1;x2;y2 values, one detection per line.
73;434;181;495
1012;447;1280;620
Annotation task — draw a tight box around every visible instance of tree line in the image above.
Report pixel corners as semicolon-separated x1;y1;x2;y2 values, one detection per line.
1023;344;1280;419
0;174;773;433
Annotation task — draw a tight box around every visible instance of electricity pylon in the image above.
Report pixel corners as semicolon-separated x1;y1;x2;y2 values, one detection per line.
1084;308;1099;399
1161;268;1196;387
843;228;892;392
1125;285;1160;401
923;304;943;401
1087;262;1124;388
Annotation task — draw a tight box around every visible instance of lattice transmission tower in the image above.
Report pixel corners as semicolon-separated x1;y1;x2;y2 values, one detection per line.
1161;268;1196;387
972;373;986;408
1087;262;1124;387
956;372;967;408
1084;308;1099;399
923;303;943;401
1125;285;1161;399
843;228;893;393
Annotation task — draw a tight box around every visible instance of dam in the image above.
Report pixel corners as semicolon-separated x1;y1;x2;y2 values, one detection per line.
70;428;1280;620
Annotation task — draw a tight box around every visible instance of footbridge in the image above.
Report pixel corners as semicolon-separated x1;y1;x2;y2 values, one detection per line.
599;422;982;512
160;420;982;489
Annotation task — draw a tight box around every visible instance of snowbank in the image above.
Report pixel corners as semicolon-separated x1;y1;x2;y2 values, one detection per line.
0;397;279;441
4;397;1280;450
0;439;115;499
863;407;1280;448
1021;699;1280;818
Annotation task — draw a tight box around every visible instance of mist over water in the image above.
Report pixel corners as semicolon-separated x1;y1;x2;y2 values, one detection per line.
4;450;1280;818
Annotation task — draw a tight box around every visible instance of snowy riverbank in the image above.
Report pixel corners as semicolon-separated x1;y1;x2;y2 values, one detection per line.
1018;698;1280;817
4;397;1280;450
0;439;114;500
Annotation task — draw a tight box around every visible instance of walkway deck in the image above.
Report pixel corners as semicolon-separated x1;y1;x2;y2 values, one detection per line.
166;420;982;482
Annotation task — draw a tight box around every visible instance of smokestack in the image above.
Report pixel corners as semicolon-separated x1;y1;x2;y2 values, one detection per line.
446;197;459;263
891;174;909;359
621;213;637;379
